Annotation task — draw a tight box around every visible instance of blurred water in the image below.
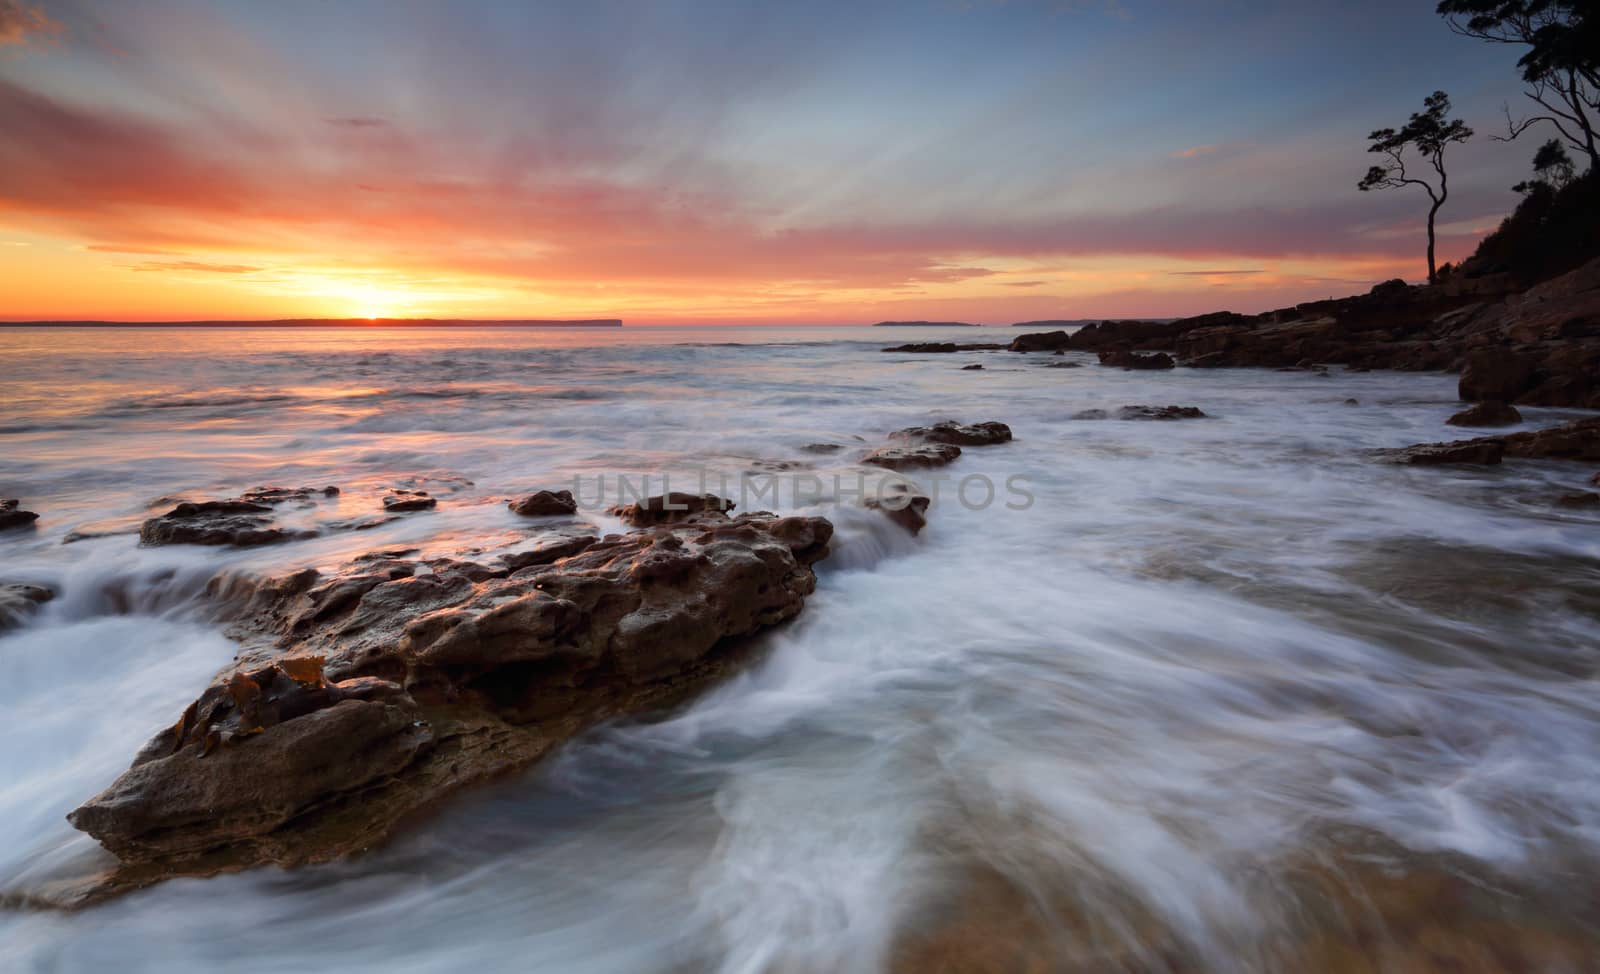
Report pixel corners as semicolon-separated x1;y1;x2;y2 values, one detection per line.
2;325;1599;971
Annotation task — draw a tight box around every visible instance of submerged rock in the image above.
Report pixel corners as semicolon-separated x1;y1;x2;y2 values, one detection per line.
1073;405;1207;421
381;490;437;512
1377;441;1506;466
891;421;1013;447
0;499;40;531
140;499;314;548
508;489;578;517
865;487;931;536
960;363;984;370
609;492;735;526
67;507;833;901
1447;400;1522;427
862;443;963;470
0;583;54;631
881;342;1005;353
1556;491;1600;508
1097;349;1176;370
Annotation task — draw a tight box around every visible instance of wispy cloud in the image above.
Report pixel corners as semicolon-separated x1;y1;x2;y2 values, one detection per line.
1169;268;1264;276
132;260;263;274
0;0;61;47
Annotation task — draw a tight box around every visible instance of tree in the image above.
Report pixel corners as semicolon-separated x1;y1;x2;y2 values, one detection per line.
1513;138;1577;194
1359;91;1474;284
1437;0;1599;172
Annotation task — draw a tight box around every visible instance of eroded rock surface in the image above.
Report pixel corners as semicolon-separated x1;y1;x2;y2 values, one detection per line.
140;494;319;548
66;506;834;902
862;443;964;470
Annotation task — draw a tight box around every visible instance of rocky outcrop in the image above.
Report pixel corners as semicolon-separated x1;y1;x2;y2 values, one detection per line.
1447;401;1522;427
1377;441;1506;466
140;492;322;548
508;489;578;517
66;506;834;902
1072;405;1207;421
960;363;984;370
608;492;735;526
0;582;53;631
1098;350;1175;370
381;490;436;512
1378;417;1600;466
0;499;40;531
890;421;1013;447
1008;330;1074;353
862;443;963;470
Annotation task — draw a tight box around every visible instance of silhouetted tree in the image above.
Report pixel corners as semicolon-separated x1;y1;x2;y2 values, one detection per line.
1359;91;1474;284
1437;0;1599;171
1513;138;1577;194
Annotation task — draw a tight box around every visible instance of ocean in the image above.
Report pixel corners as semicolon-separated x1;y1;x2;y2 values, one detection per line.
2;324;1599;971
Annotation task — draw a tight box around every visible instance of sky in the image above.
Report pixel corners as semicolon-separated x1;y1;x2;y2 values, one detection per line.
0;0;1554;324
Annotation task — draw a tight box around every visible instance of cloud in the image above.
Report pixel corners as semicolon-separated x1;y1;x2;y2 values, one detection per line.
1000;279;1050;287
0;0;61;47
131;260;263;274
1172;144;1220;159
1168;268;1264;276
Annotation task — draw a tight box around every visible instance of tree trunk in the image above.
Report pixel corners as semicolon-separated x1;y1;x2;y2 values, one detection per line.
1426;198;1441;285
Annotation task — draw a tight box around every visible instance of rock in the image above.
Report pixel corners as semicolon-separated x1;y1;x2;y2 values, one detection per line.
1344;398;1360;406
500;533;599;572
960;363;984;370
1447;401;1523;427
382;490;436;512
0;499;40;531
865;487;931;536
1377;441;1506;466
891;421;1012;446
0;583;53;631
800;443;842;454
1098;349;1176;370
141;501;310;548
508;489;578;517
609;492;735;526
862;443;963;470
1556;492;1600;508
1043;361;1082;368
1496;416;1600;460
1073;405;1207;421
139;486;349;548
1008;330;1074;353
881;342;1005;353
67;509;833;899
1379;417;1600;468
1458;351;1538;403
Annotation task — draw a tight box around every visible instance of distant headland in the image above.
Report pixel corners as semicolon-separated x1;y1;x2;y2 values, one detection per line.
871;320;981;328
0;318;625;328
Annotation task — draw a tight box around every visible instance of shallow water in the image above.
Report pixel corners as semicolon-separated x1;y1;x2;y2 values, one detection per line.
3;325;1599;972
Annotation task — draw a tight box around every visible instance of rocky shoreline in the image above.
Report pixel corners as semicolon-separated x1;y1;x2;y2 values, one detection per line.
884;255;1600;409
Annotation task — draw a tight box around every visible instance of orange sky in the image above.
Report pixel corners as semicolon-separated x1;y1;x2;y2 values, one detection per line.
0;1;1531;324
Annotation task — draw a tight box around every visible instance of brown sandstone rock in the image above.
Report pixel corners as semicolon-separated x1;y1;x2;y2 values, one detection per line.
382;490;437;512
65;507;833;901
609;492;735;526
508;489;578;517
